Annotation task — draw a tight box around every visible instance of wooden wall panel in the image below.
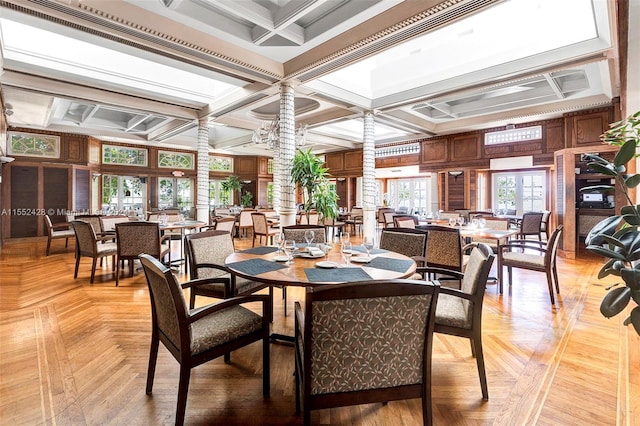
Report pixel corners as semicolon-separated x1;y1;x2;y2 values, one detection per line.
452;135;480;160
75;169;90;211
10;165;39;238
545;121;564;151
325;152;344;171
236;157;258;175
575;113;608;146
343;151;363;170
44;167;70;227
421;139;447;163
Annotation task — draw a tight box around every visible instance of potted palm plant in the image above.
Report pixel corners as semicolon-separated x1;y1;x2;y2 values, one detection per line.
583;110;640;335
291;148;339;222
221;175;243;206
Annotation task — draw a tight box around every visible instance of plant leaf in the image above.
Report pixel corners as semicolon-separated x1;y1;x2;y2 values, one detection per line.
586;162;617;176
625;174;640;188
585;215;622;245
623;306;640;335
621;268;640;291
600;287;631;318
587;245;627;260
613;139;637;166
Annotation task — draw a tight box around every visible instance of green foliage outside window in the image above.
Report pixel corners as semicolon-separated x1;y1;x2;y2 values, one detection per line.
158;151;194;169
102;145;147;166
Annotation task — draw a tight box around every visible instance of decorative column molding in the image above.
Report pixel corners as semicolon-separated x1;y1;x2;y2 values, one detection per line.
196;117;210;223
362;111;376;238
272;154;281;213
278;82;297;227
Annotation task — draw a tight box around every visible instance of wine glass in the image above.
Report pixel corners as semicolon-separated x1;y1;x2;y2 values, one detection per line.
341;241;353;266
362;235;375;260
478;217;487;229
274;232;285;253
448;217;456;227
456;216;465;227
283;239;296;265
340;232;350;244
304;229;315;248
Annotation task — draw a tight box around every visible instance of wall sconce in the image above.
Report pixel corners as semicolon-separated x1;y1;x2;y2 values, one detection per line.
448;170;463;181
92;172;101;181
242;180;251;184
336;177;346;182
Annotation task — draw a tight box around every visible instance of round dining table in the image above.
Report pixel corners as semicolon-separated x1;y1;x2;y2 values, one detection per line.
224;244;417;287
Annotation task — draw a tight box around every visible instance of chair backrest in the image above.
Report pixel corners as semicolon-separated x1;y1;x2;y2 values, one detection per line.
393;214;417;228
44;214;54;235
350;207;363;219
185;230;234;280
99;215;129;232
438;212;460;220
300;280;439;398
377;208;394;225
482;217;510;230
74;214;103;234
251;212;270;234
541;210;551;231
422;225;463;271
469;210;494;218
456;243;495;327
383;212;395;227
71;220;98;256
379;228;428;260
519;212;544;237
238;210;255;227
115;222;163;258
546;225;564;266
299;213;319;225
139;254;189;359
283;225;327;244
214;216;236;233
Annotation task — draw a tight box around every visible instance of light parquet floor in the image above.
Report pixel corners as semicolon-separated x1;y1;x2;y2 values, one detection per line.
0;235;638;425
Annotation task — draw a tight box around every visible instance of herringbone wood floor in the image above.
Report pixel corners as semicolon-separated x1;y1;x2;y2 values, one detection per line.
0;234;638;425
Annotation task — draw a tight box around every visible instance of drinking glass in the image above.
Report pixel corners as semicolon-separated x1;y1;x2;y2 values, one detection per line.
448;217;456;227
479;217;487;228
274;232;285;253
362;235;375;259
283;239;296;265
341;241;353;266
456;217;465;227
304;229;315;247
340;232;350;244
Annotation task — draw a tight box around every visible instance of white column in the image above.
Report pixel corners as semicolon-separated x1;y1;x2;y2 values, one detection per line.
278;82;297;227
362;112;376;238
272;154;281;213
196;117;210;223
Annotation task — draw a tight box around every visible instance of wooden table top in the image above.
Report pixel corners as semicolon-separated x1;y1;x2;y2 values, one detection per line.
225;245;417;287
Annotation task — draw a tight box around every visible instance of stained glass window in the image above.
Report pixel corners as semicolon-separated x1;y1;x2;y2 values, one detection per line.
158;151;194;169
8;132;60;158
102;144;148;166
209;156;233;172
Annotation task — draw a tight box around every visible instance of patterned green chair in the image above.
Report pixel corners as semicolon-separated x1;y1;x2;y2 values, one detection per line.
417;242;495;400
294;280;440;426
114;221;171;286
184;230;272;310
139;254;270;426
71;220;117;283
379;227;428;279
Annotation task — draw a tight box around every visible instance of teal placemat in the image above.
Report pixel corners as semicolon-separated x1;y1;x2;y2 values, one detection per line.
365;257;414;273
227;258;286;275
304;267;372;283
241;246;279;255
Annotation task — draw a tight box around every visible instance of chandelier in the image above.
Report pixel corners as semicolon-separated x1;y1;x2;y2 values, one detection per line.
251;116;308;150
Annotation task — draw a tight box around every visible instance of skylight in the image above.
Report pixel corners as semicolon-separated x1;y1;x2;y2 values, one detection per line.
316;0;599;100
313;119;412;142
0;18;246;104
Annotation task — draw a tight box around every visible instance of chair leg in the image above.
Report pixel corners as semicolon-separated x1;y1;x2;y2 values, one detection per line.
472;335;489;400
175;365;191;426
507;266;513;288
189;290;196;309
74;255;81;278
263;334;270;397
283;286;288;317
116;257;121;287
46;237;52;256
553;265;560;294
546;270;555;304
90;257;98;283
65;237;69;248
146;332;159;394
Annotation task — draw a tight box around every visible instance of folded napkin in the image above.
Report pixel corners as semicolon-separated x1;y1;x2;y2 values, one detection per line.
307;247;324;256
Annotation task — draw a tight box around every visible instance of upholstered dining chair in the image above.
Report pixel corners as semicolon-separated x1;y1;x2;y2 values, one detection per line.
294;280;439;426
498;225;564;305
417;243;495;400
214;216;236;234
471;217;511;252
421;224;464;272
345;207;363;235
282;224;327;244
251;212;279;247
377;207;395;228
236;209;255;238
114;221;171;286
379;227;428;279
139;254;270;426
184;230;272;311
44;214;75;256
516;212;544;241
298;212;319;225
99;215;130;234
540;210;551;240
74;214;108;238
393;214;418;228
71;220;118;283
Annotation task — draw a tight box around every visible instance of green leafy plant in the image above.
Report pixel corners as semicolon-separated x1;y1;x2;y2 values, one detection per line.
221;175;243;205
241;191;253;207
290;148;338;222
583;111;640;335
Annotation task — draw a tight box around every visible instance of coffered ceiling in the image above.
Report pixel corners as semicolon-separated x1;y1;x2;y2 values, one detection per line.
0;0;623;158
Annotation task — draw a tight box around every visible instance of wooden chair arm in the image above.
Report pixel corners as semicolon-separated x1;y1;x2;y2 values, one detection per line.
180;276;230;290
436;285;474;300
